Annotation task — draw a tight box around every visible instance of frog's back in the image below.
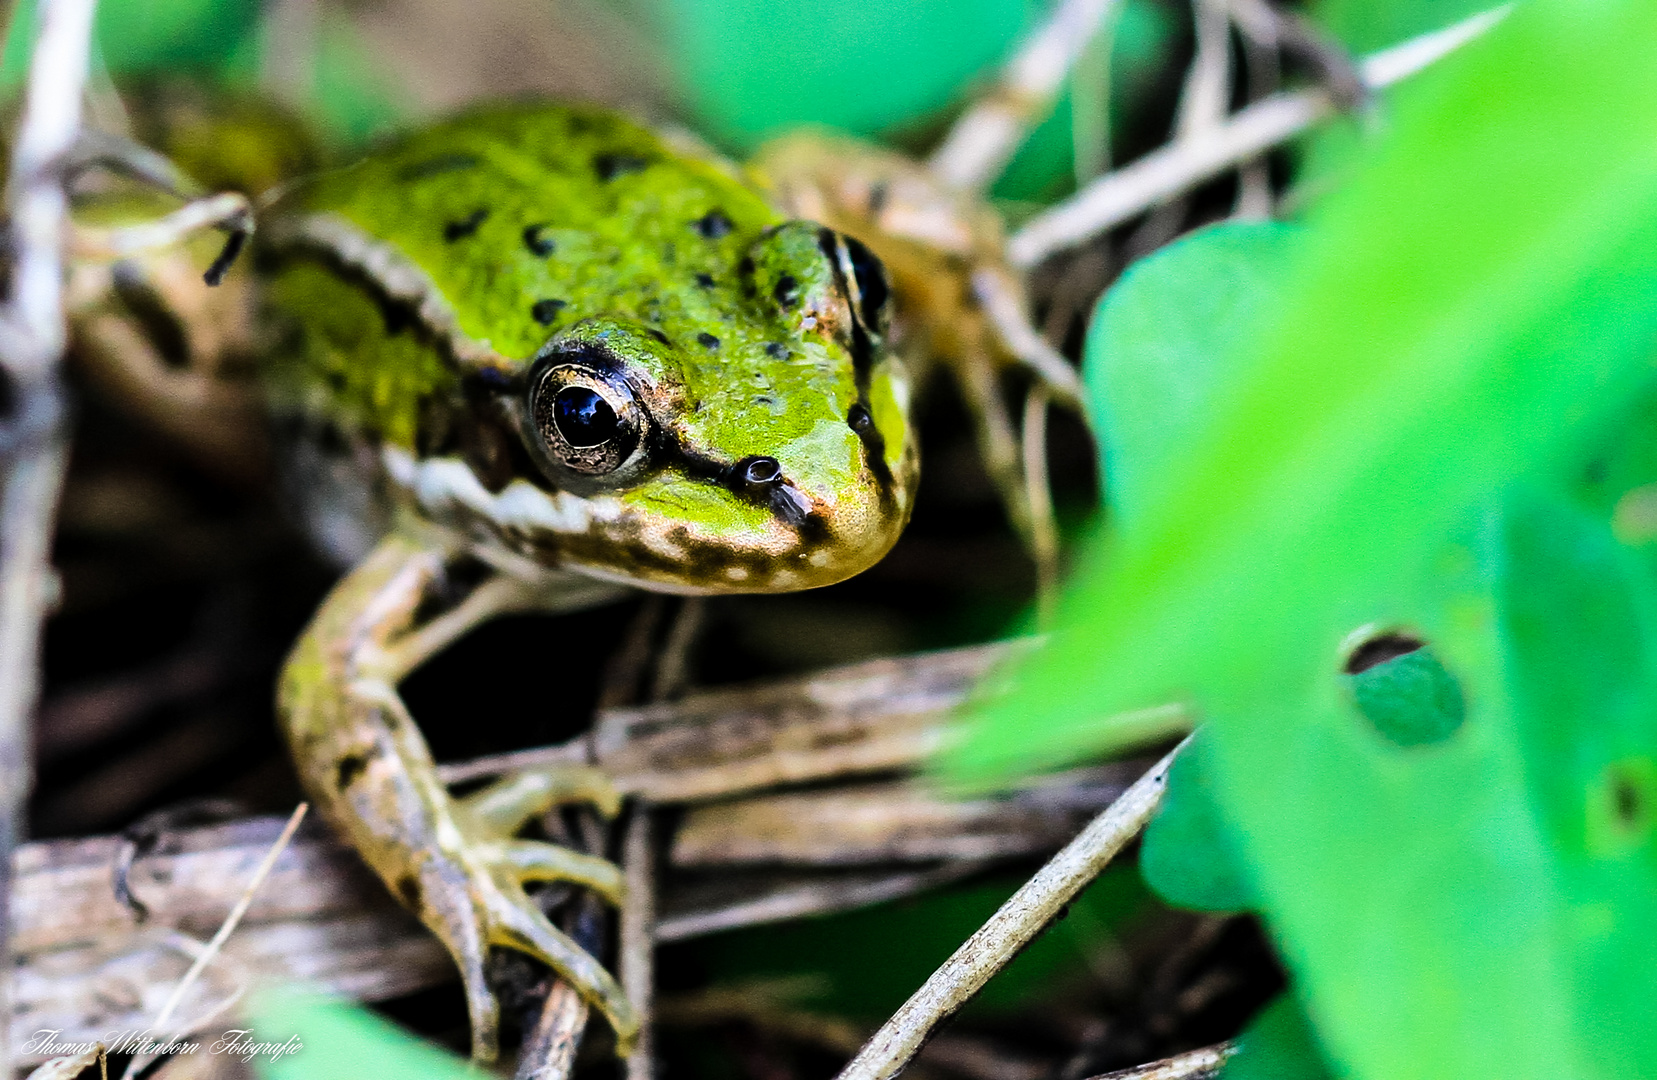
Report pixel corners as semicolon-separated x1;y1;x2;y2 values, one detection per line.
296;105;778;362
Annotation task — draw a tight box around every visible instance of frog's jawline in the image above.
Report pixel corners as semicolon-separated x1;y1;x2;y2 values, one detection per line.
381;447;843;593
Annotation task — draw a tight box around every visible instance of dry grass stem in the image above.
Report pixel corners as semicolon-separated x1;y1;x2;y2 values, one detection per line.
833;741;1189;1080
621;808;658;1080
149;803;308;1034
0;0;102;1071
1084;1040;1235;1080
930;0;1125;191
70;192;252;260
1008;5;1511;266
515;981;589;1080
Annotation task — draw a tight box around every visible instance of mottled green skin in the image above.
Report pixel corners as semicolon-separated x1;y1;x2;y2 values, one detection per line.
264;103;914;592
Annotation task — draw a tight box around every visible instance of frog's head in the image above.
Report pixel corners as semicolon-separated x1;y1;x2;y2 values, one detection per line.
481;221;916;593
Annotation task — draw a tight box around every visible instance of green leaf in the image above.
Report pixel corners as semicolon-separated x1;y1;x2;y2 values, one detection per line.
1139;736;1254;913
947;1;1657;1076
2;0;260;86
252;988;473;1080
639;0;1030;149
1493;489;1657;1073
1222;995;1339;1080
1085;220;1302;524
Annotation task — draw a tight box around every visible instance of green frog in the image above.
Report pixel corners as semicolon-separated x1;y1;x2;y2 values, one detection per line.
252;103;916;1060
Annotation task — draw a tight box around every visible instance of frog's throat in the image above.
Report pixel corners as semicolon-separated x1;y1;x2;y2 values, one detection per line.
267;212;519;382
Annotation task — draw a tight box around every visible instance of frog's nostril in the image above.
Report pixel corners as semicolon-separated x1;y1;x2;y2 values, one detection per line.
741;456;782;485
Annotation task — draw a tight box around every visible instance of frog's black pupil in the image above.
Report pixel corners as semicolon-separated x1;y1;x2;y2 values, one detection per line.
552;386;618;447
843;236;888;328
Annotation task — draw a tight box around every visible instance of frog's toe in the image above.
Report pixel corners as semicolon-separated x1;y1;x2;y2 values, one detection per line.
485;838;624;904
484;880;641;1053
454;765;623;838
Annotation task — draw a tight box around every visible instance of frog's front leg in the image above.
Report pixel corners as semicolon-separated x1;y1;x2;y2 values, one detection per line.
277;532;638;1062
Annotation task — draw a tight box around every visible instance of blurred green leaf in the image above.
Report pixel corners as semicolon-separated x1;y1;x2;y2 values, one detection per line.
641;0;1031;149
253;988;472;1080
1221;995;1338;1080
1084;220;1301;524
1493;489;1657;1071
948;0;1657;1076
2;0;260;86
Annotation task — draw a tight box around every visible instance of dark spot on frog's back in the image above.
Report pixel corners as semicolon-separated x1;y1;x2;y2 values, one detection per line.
398;153;480;181
594;152;648;181
764;342;789;359
532;299;567;325
648;328;671;346
335;753;368;791
693;209;733;239
774;274;799;308
697;332;720;350
523;224;556;257
695;273;715;290
397;874;422;910
443;208;489;242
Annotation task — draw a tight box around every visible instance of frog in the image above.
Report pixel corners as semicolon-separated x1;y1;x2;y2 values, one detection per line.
233;102;915;1062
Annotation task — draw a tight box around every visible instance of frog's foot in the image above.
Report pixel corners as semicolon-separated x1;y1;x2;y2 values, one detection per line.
429;776;637;1061
279;535;637;1062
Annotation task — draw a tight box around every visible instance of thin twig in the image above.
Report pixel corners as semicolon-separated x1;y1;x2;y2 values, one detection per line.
833;741;1189;1080
929;0;1125;192
1007;5;1511;266
621;808;657;1080
149;802;308;1034
648;597;703;703
517;981;589;1080
1083;1041;1235;1080
1020;387;1057;628
0;0;101;1072
70;191;252;260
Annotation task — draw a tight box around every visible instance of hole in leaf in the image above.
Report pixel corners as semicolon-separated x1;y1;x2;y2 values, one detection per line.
1343;631;1464;747
1343;631;1423;674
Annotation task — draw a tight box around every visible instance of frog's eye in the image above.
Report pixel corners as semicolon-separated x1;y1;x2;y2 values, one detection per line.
528;361;644;476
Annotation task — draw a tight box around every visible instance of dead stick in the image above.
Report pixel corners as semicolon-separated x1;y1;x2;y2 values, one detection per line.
0;0;101;1072
1083;1040;1235;1080
621;807;657;1080
834;740;1188;1080
515;981;589;1080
